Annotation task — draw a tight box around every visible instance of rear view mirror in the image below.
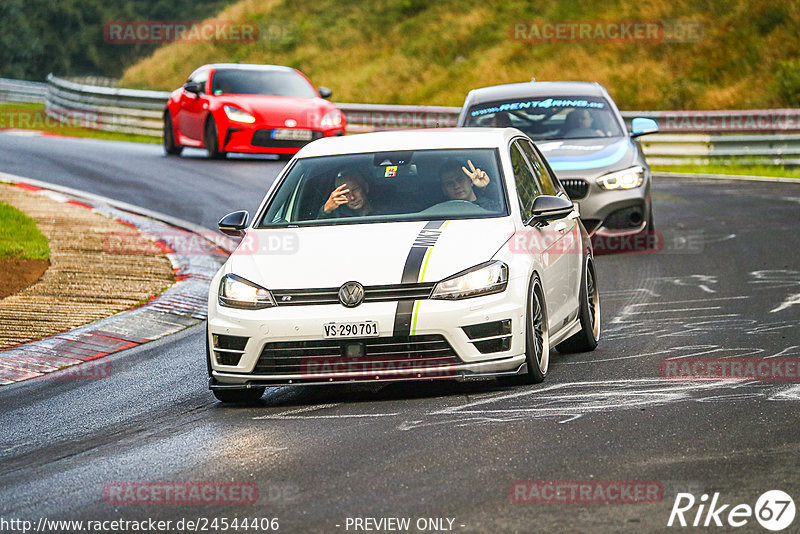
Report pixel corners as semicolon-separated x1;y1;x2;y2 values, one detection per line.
527;195;574;225
318;87;332;99
631;117;659;137
218;210;250;237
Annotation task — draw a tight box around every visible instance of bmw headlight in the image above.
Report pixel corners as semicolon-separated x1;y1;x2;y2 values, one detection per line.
431;261;508;300
320;110;343;128
219;274;275;309
597;166;645;190
223;105;256;124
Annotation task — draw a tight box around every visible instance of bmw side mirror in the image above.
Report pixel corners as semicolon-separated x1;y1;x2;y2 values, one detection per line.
527;195;574;226
318;87;332;99
218;210;250;237
631;117;659;137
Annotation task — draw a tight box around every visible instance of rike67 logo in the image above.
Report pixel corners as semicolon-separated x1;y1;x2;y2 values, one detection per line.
668;490;796;531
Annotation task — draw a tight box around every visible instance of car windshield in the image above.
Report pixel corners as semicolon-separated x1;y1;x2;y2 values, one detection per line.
464;96;625;140
210;69;318;98
256;148;508;227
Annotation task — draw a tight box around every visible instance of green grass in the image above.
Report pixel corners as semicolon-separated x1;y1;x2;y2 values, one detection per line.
651;164;800;179
120;0;800;110
0;202;50;260
0;103;159;144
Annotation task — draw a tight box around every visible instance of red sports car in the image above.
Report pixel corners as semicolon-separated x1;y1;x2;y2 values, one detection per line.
163;63;345;159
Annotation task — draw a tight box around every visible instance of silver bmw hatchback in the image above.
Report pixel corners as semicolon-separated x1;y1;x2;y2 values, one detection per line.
457;81;659;240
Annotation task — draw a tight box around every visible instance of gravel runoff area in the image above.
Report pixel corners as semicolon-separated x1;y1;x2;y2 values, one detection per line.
0;178;228;386
0;182;175;349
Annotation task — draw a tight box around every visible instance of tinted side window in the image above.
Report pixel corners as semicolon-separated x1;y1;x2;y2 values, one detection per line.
519;139;560;196
510;141;540;220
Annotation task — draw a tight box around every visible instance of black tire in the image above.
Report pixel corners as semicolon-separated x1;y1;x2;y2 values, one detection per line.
502;275;550;385
213;387;265;404
204;119;227;159
163;113;182;156
557;258;600;353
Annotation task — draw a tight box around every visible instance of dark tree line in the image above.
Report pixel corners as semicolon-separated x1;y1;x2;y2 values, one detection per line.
0;0;230;81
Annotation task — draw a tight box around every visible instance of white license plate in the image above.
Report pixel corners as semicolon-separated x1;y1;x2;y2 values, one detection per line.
323;321;379;338
272;128;313;141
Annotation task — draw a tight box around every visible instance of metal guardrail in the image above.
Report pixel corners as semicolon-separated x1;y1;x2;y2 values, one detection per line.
5;75;796;165
0;78;47;104
45;74;169;136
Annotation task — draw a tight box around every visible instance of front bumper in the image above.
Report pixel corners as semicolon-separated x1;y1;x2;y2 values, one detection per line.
220;124;344;155
208;284;529;387
563;179;651;236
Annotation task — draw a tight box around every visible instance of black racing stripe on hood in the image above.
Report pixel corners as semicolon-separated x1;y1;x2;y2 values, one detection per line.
393;221;446;336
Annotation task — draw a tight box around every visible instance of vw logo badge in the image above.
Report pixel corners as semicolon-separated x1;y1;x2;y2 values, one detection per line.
338;281;365;307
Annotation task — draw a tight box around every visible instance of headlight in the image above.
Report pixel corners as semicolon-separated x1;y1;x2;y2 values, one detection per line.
320;110;342;128
223;106;256;124
218;274;275;309
597;166;645;190
431;261;508;300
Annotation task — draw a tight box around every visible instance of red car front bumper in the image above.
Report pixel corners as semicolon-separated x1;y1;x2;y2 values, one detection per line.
220;125;344;155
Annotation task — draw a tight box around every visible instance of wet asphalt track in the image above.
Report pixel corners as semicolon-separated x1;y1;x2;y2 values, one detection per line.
1;133;799;533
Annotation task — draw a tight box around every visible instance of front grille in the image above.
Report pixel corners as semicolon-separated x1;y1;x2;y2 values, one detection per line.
251;129;323;148
272;283;435;306
560;178;589;200
252;334;460;376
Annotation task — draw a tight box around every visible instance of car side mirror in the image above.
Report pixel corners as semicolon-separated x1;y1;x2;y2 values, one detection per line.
218;210;250;237
184;81;203;95
631;117;659;137
526;195;574;226
318;87;332;99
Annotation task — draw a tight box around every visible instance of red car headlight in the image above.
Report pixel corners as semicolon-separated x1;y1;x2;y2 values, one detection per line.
224;106;256;124
320;110;343;128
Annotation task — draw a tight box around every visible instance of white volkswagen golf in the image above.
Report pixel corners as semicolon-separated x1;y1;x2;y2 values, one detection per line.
207;128;599;403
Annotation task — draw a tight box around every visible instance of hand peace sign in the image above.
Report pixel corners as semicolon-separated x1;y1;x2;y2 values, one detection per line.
461;160;490;188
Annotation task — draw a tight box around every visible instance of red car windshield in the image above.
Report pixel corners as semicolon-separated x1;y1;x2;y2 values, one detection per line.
210;69;318;98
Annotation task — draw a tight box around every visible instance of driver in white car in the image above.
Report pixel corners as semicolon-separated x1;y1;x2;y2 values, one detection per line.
319;171;376;218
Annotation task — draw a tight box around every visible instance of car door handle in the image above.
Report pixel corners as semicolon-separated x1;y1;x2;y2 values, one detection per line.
553;221;567;233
